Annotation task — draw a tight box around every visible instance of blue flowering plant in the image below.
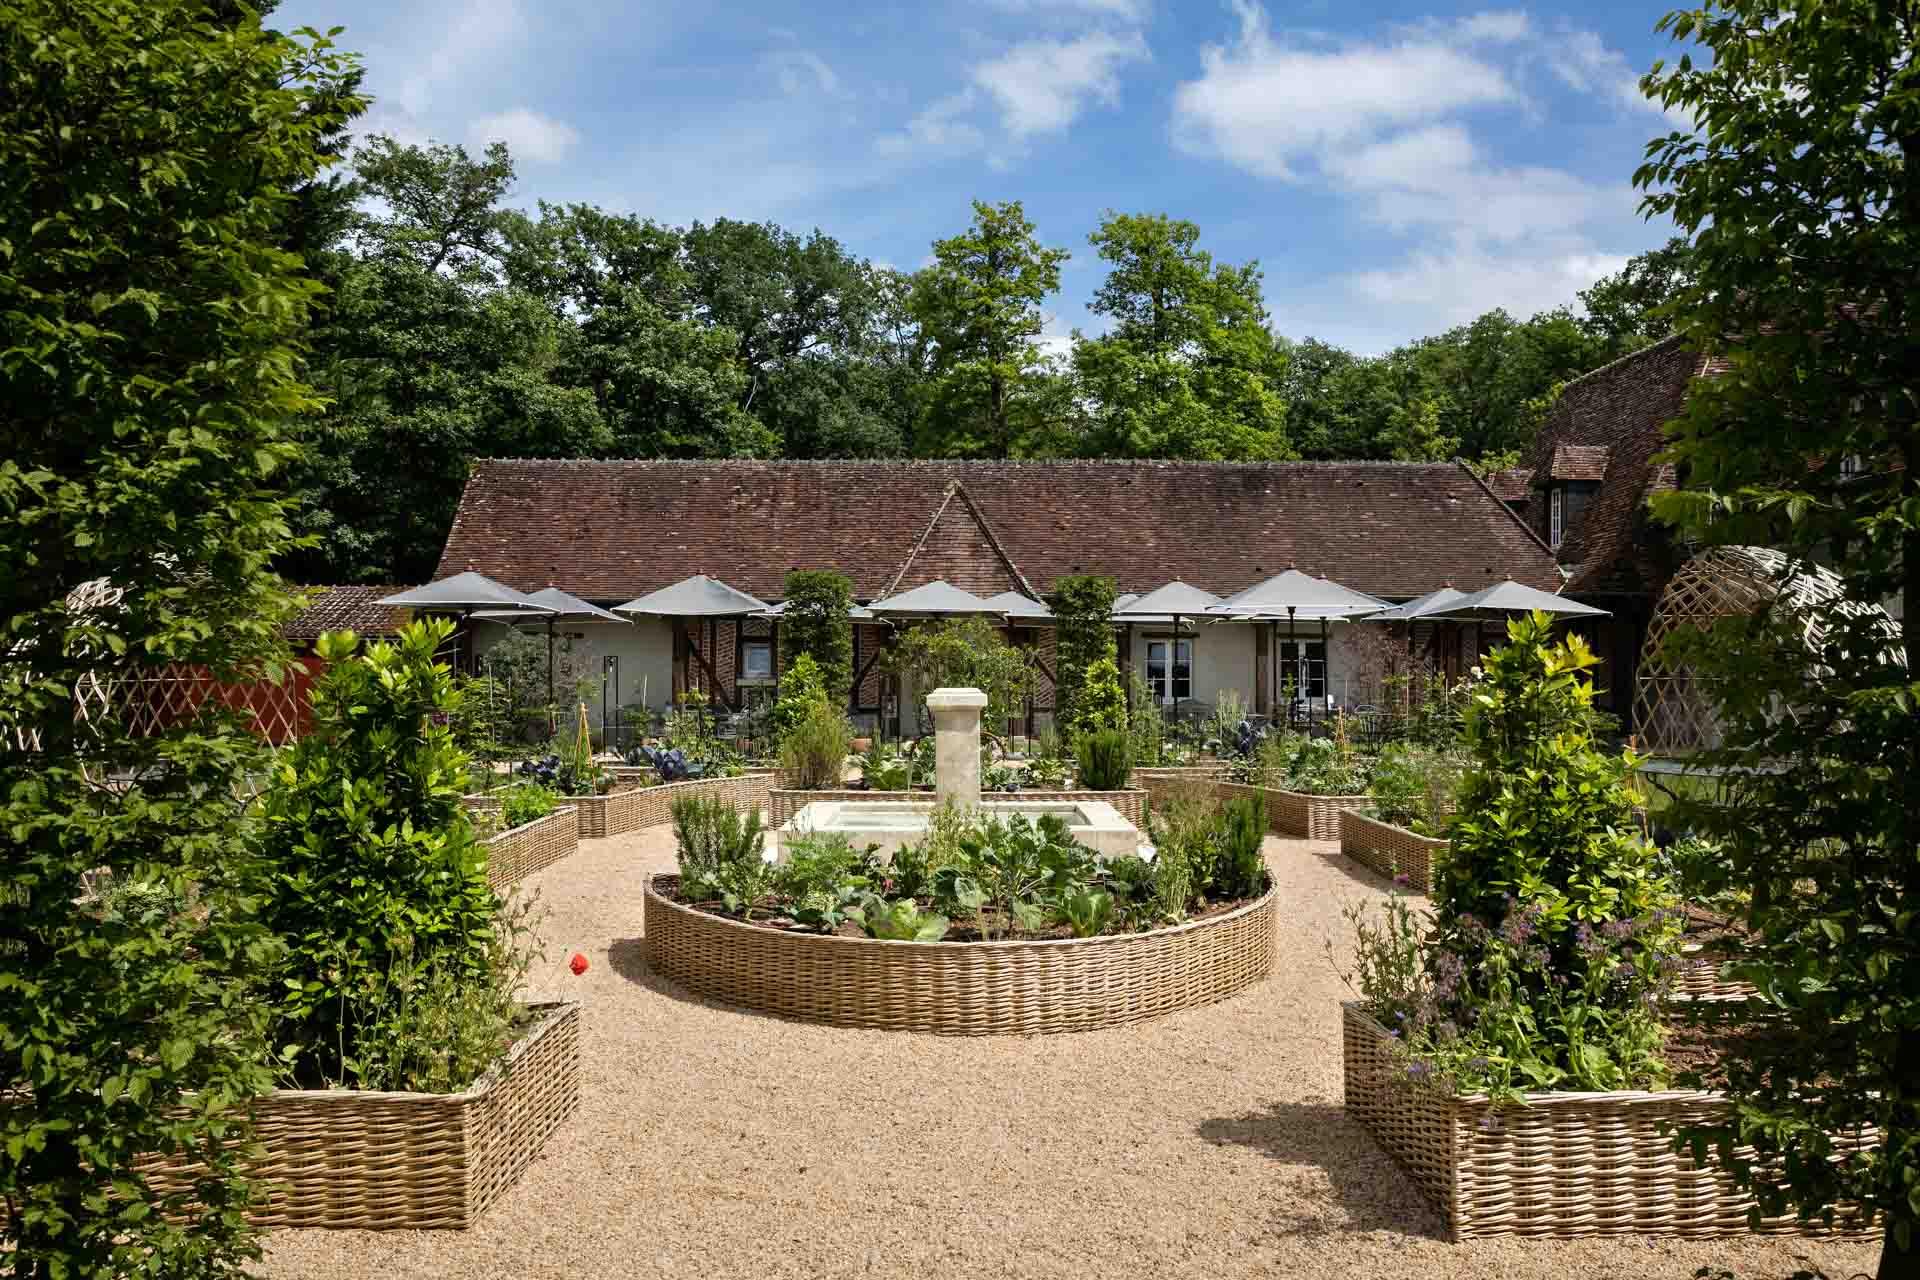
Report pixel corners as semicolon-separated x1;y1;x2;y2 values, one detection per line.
1341;613;1682;1104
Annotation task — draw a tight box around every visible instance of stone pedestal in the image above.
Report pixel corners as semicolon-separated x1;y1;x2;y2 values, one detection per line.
924;687;988;811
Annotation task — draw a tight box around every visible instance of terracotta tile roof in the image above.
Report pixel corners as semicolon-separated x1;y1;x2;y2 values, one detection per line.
435;459;1564;603
284;585;408;644
1550;444;1612;481
1483;467;1533;502
1521;336;1702;594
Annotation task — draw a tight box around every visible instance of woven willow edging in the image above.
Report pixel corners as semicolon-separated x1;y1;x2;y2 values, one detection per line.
1132;776;1368;840
1672;951;1758;1002
565;772;763;838
767;787;1146;828
483;806;579;891
1338;809;1445;892
147;1001;580;1231
1341;1004;1868;1241
645;875;1276;1035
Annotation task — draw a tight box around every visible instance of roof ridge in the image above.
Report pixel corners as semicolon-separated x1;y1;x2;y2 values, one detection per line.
466;456;1476;470
1546;332;1692;396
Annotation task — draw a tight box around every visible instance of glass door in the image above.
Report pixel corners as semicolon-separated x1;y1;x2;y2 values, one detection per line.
1144;638;1192;706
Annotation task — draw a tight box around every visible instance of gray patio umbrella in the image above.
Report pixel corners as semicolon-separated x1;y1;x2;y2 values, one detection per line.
378;571;555;614
1363;584;1469;623
982;590;1051;620
1422;579;1611;669
1207;569;1388;719
378;572;556;670
614;574;770;618
1116;582;1221;718
866;580;1004;618
615;576;771;715
474;586;628;713
1422;579;1612;622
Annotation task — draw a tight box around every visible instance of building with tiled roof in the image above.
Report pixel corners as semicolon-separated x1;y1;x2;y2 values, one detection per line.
283;585;408;647
435;458;1564;737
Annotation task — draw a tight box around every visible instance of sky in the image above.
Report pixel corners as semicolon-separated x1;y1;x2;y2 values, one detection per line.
271;0;1696;355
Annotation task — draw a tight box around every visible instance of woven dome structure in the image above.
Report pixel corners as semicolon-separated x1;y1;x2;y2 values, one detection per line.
1633;545;1898;757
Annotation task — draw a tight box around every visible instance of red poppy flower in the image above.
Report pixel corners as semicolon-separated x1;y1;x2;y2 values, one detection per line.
569;952;589;976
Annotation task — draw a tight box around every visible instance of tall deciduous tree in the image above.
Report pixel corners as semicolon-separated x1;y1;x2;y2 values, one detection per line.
1637;2;1920;1274
0;3;362;1271
1074;212;1290;460
910;200;1070;459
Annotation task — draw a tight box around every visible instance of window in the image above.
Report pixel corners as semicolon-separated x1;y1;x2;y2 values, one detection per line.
1145;638;1192;705
1549;486;1566;549
740;640;773;681
1277;641;1326;703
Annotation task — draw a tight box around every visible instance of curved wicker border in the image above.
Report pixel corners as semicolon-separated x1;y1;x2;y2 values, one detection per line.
145;1002;580;1230
1341;1003;1867;1240
644;876;1277;1035
767;787;1146;828
483;805;579;891
1338;809;1445;891
1671;951;1758;1002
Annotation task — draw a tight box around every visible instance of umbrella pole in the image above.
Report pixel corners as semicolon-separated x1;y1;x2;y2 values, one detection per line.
1320;616;1330;711
547;618;557;736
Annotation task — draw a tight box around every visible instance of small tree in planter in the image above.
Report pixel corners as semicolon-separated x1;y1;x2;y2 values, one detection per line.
258;621;524;1090
1350;612;1681;1098
1049;574;1117;736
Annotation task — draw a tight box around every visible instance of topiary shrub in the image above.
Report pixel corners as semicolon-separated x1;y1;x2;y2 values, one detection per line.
771;651;828;743
1073;654;1128;736
1074;727;1133;791
257;621;503;1089
781;570;854;709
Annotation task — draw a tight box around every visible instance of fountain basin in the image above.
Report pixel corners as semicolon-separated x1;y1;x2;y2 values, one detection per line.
778;799;1139;862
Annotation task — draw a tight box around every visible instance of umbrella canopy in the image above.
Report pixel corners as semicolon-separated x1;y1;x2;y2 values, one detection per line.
1424;579;1611;621
1364;585;1469;623
1114;581;1221;622
473;586;626;624
757;600;876;620
615;574;769;618
982;590;1051;620
867;580;1002;617
1208;569;1387;620
378;571;555;613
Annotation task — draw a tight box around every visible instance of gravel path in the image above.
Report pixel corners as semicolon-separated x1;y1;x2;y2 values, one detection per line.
261;829;1875;1280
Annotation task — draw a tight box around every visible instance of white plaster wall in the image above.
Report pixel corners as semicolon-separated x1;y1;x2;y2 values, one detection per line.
473;617;674;733
1124;620;1379;712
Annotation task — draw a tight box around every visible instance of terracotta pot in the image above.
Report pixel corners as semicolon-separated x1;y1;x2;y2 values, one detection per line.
851;737;873;753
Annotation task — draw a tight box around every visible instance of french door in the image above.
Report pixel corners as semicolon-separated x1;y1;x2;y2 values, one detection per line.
1144;638;1192;706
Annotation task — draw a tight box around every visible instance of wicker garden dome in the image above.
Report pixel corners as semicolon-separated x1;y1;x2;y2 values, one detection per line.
1632;545;1898;757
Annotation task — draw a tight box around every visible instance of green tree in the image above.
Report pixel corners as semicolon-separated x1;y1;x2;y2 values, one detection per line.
1074;212;1290;460
781;570;854;709
1637;2;1920;1272
883;617;1035;734
1576;236;1698;350
1048;575;1118;736
910;200;1070;458
0;3;363;1272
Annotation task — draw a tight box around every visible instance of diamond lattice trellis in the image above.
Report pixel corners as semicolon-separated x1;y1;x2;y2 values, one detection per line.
1633;545;1898;757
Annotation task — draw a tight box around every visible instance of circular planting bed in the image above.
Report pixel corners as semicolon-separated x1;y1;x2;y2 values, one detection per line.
643;874;1277;1035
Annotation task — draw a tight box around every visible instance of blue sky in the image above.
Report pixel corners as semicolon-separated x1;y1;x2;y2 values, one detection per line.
273;0;1695;354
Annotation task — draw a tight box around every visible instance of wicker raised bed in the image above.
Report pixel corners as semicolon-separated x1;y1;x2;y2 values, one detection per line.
483;805;579;891
148;1001;580;1230
1341;1003;1865;1241
767;787;1147;828
1338;809;1446;891
645;876;1277;1035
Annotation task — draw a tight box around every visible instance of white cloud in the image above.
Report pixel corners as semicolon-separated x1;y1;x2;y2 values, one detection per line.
468;107;581;164
874;91;987;158
1172;5;1517;179
972;29;1150;139
1173;2;1658;343
769;49;843;98
986;0;1152;20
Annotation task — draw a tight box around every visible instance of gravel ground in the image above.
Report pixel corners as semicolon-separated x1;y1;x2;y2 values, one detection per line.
261;830;1875;1280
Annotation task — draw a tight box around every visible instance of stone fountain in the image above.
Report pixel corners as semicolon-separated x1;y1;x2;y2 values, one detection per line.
775;686;1137;862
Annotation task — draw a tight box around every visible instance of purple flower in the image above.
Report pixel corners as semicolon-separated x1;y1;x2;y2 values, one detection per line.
1406;1061;1431;1080
1393;873;1412;888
